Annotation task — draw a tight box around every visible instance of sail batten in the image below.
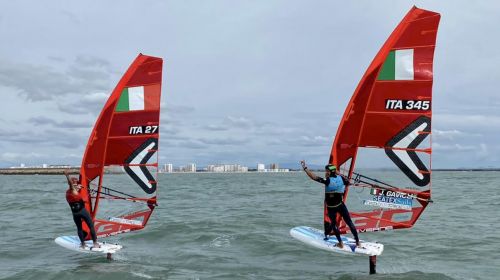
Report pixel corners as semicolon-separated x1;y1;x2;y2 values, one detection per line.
330;7;440;233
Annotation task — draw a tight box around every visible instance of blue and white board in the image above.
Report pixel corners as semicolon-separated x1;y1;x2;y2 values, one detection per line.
290;226;384;256
55;236;122;254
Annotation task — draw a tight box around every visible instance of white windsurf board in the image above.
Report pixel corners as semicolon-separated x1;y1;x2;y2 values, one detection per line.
55;236;122;254
290;226;383;256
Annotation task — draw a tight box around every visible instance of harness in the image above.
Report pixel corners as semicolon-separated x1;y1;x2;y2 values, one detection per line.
325;175;345;208
69;200;84;213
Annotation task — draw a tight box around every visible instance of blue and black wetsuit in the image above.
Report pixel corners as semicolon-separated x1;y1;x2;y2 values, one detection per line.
314;175;359;244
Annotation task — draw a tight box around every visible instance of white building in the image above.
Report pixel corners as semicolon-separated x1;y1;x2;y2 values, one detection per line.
164;164;173;173
269;163;279;170
257;163;265;172
186;163;196;172
207;164;248;173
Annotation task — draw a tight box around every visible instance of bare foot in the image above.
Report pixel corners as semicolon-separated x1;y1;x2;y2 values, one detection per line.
336;242;344;249
93;242;101;249
80;243;86;249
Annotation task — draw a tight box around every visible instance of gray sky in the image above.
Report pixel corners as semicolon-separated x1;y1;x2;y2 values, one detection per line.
1;0;499;169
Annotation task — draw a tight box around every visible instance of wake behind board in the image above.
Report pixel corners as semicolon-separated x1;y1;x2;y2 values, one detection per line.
290;226;383;256
55;236;122;254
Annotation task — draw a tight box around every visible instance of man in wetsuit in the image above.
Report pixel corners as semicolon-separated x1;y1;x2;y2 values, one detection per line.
64;170;100;249
300;160;360;248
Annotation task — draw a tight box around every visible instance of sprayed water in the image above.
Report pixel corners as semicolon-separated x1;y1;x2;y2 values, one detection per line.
0;172;498;279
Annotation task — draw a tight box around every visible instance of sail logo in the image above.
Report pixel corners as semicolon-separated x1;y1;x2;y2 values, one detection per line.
385;116;431;187
363;198;413;210
124;138;158;194
129;125;159;135
370;188;416;199
385;99;430;110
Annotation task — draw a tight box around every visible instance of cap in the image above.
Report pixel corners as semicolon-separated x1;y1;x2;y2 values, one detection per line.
325;164;336;171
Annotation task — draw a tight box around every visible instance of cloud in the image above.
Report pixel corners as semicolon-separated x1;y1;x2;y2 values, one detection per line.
435;114;500;130
161;104;195;114
433;142;477;151
203;124;229;131
57;92;110;115
198;116;256;132
48;56;66;63
433;129;463;139
198;116;280;134
0;126;86;150
198;137;248;145
171;140;207;150
60;10;81;25
477;143;489;159
28;116;92;129
0;152;46;161
28;116;58;126
0;56;112;102
0;60;73;101
225;116;252;128
74;55;112;69
266;135;331;147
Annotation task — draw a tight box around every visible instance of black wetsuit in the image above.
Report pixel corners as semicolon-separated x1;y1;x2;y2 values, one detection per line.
313;175;359;244
66;190;97;243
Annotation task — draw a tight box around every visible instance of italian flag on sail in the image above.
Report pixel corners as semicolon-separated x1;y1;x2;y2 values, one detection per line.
115;85;160;112
378;49;414;80
370;188;383;196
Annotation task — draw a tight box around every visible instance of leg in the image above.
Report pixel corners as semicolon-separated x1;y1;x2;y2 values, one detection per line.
323;202;330;236
72;214;85;248
339;204;360;245
80;209;100;248
326;207;343;248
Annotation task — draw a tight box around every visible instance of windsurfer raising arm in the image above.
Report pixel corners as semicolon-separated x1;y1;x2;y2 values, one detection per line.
64;170;100;249
300;160;360;248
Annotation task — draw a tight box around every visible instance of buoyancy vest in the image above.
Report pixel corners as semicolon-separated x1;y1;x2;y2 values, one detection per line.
66;189;84;213
325;175;345;193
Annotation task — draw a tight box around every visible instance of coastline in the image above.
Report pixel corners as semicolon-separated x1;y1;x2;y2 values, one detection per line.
0;168;81;175
0;168;297;175
2;167;500;175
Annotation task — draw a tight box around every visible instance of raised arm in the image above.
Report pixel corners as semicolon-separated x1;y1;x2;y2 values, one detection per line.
300;160;321;181
63;169;73;186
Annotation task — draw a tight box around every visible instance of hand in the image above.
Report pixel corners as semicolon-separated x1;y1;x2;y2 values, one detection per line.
300;160;307;169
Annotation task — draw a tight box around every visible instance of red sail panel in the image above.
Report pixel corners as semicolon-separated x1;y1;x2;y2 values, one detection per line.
329;7;440;233
79;54;163;238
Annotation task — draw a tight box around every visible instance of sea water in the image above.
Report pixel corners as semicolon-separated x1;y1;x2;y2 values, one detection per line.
0;171;498;279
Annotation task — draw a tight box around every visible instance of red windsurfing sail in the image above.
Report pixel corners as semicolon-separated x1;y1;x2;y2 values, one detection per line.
329;7;440;233
79;54;163;238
